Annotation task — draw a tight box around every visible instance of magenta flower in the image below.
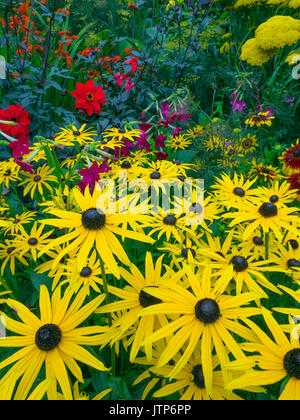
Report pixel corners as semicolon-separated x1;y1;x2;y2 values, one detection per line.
230;94;246;112
161;103;172;117
135;131;151;152
9;133;30;159
78;161;111;193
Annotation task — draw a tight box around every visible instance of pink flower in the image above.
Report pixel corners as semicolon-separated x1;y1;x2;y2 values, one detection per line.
230;94;246;112
172;127;183;137
9;133;30;159
78;161;111;193
161;103;172;117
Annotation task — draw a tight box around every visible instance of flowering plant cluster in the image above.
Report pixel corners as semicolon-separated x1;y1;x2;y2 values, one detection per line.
0;0;299;402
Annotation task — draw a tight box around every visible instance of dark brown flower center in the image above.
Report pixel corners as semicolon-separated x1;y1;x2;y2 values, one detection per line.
192;364;205;389
262;168;271;174
28;238;38;246
259;202;278;218
195;298;220;324
253;236;264;246
163;215;177;226
283;349;300;379
270;195;279;203
7;247;16;255
35;324;62;351
233;187;245;197
139;288;162;308
181;248;196;259
121;161;132;169
230;256;248;272
80;267;93;278
287;239;299;250
150;171;161;180
82;208;106;230
34;175;41;183
287;259;300;270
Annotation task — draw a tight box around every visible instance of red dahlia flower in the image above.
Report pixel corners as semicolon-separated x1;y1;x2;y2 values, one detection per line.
71;80;107;116
0;104;30;138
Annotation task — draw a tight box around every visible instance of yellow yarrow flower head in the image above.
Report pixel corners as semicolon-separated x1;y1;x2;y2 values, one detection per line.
255;16;300;51
289;0;300;8
241;38;278;66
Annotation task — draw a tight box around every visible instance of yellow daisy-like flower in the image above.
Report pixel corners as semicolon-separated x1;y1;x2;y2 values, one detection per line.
185;125;204;140
102;127;142;146
159;234;202;269
198;239;282;297
238;134;258;154
13;222;54;262
130;149;154;165
0;211;36;235
226;308;300;400
139;160;181;190
148;210;192;243
0;159;21;188
96;252;178;363
109;159;144;182
0;285;108;400
223;198;300;242
152;346;259;400
248;160;283;183
211;172;257;210
203;135;227;152
166;135;193;151
55;124;97;146
253;181;298;207
0;239;29;275
268;242;300;282
139;265;260;395
40;186;154;278
233;226;269;260
61;250;104;296
60;154;80;170
18;164;58;200
245;112;275;128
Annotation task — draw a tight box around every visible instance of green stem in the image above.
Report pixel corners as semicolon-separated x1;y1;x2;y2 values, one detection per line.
265;231;269;261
